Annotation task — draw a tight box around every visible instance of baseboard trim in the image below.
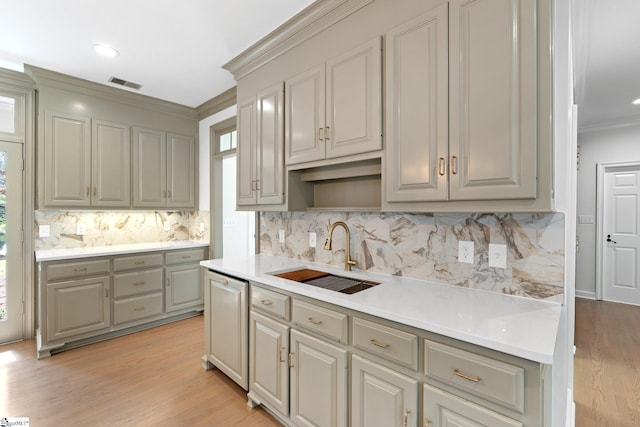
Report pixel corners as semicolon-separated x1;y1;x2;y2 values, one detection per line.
575;290;596;300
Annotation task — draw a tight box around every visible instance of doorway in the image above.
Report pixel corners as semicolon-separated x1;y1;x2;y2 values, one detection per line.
0;141;24;343
596;161;640;305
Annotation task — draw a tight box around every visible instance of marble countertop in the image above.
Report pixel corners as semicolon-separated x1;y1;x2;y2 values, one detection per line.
200;254;562;364
36;241;209;262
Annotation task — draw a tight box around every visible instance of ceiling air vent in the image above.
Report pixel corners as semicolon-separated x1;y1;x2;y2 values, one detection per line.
108;76;143;90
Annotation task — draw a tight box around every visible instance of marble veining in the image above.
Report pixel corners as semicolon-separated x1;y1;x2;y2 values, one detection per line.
260;212;565;300
35;210;210;250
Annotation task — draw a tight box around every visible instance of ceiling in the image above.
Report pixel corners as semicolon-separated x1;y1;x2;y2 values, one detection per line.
574;0;640;130
0;0;315;108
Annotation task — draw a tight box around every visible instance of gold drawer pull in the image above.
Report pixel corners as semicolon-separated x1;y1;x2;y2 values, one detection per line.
134;306;145;312
318;127;324;141
453;368;481;383
403;409;411;427
134;261;145;265
450;155;458;175
181;255;191;259
74;267;87;272
438;157;446;176
370;339;390;349
260;300;273;306
219;279;228;285
279;347;286;363
134;281;146;286
307;317;323;325
424;418;432;427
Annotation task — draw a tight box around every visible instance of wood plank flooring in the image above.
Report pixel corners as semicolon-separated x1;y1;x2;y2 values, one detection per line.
574;298;640;427
0;316;281;426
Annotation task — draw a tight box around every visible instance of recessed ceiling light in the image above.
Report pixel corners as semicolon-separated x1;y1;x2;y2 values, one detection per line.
633;98;640;105
93;44;119;57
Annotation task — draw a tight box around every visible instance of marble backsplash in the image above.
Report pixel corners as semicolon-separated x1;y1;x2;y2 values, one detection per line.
34;210;210;250
260;212;565;300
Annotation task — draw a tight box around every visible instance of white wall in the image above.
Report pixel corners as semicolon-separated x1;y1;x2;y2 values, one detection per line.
576;123;640;298
198;105;237;211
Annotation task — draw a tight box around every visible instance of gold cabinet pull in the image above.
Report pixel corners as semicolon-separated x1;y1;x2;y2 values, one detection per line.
325;126;330;140
134;261;145;265
219;278;228;285
86;187;90;197
74;267;87;272
307;317;323;325
424;418;432;427
453;368;481;383
93;187;97;197
167;190;172;199
260;299;273;306
370;339;390;349
255;179;260;191
438;157;446;176
403;409;411;427
450;155;458;175
181;255;191;259
288;352;295;368
318;127;324;141
279;347;286;363
134;281;146;286
134;306;145;312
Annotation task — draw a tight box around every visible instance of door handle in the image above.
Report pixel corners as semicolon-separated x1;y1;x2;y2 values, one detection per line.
607;234;617;244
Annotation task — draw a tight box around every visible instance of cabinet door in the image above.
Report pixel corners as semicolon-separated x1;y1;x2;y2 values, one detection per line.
206;273;248;389
326;38;382;159
256;82;285;205
46;276;111;341
133;127;167;207
237;97;257;206
449;0;537;200
351;355;418;427
423;384;522;427
290;329;347;427
385;6;448;202
92;119;131;207
165;265;203;312
250;311;289;417
44;111;91;206
167;133;196;208
285;64;326;165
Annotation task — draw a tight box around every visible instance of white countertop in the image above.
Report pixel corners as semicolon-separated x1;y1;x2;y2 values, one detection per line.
200;254;562;364
36;241;209;262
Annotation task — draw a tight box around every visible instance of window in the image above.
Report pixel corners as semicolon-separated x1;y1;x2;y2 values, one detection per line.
0;96;16;134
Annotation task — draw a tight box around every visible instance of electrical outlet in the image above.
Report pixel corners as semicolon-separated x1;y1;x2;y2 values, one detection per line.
489;243;508;268
163;221;171;231
76;223;86;236
39;224;50;238
578;215;594;224
278;230;286;243
309;232;317;248
199;222;205;232
458;241;474;264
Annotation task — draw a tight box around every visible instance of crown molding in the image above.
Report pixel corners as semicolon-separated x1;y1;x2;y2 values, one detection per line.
578;116;640;134
0;67;36;91
25;65;198;121
223;0;374;80
196;86;236;120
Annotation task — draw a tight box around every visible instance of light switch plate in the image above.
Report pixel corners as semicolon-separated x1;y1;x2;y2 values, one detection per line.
76;223;86;236
578;215;594;224
163;221;171;231
39;224;50;238
489;243;508;268
199;222;205;232
458;241;474;264
278;230;286;243
309;232;317;248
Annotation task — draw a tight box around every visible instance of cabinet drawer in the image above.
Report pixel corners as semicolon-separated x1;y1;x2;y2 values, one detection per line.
424;340;525;412
292;299;347;343
113;293;163;325
251;285;290;320
352;317;418;370
113;253;163;272
46;259;111;281
165;248;207;265
114;269;163;299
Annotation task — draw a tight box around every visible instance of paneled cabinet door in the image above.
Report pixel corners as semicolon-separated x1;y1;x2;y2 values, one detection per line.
449;0;537;200
46;276;111;341
290;329;347;427
385;6;448;202
326;37;382;159
351;355;418;427
92;119;130;207
165;264;203;312
237;97;257;206
207;273;248;389
133;127;167;207
250;311;290;417
423;384;522;427
256;82;285;205
44;111;91;206
167;133;196;208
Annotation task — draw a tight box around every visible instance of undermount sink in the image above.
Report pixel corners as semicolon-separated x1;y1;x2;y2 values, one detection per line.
273;268;379;295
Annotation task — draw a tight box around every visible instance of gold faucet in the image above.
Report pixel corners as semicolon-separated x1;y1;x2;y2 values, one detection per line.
324;221;357;271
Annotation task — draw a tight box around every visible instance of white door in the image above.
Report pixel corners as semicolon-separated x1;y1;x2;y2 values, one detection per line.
602;164;640;305
0;141;24;343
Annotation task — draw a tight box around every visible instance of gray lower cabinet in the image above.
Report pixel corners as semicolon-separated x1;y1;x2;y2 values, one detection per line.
38;246;207;358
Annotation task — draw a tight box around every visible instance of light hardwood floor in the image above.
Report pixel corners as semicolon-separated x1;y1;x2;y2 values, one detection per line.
574;298;640;427
0;316;281;426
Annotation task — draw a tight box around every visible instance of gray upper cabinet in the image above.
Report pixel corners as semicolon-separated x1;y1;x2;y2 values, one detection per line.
92;119;131;207
285;37;382;166
133;127;196;209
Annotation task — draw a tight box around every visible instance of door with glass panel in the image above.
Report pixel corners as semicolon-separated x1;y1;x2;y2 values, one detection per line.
0;141;24;343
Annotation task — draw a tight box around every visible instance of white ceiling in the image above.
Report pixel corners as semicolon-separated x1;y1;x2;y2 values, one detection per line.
574;0;640;130
0;0;315;108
